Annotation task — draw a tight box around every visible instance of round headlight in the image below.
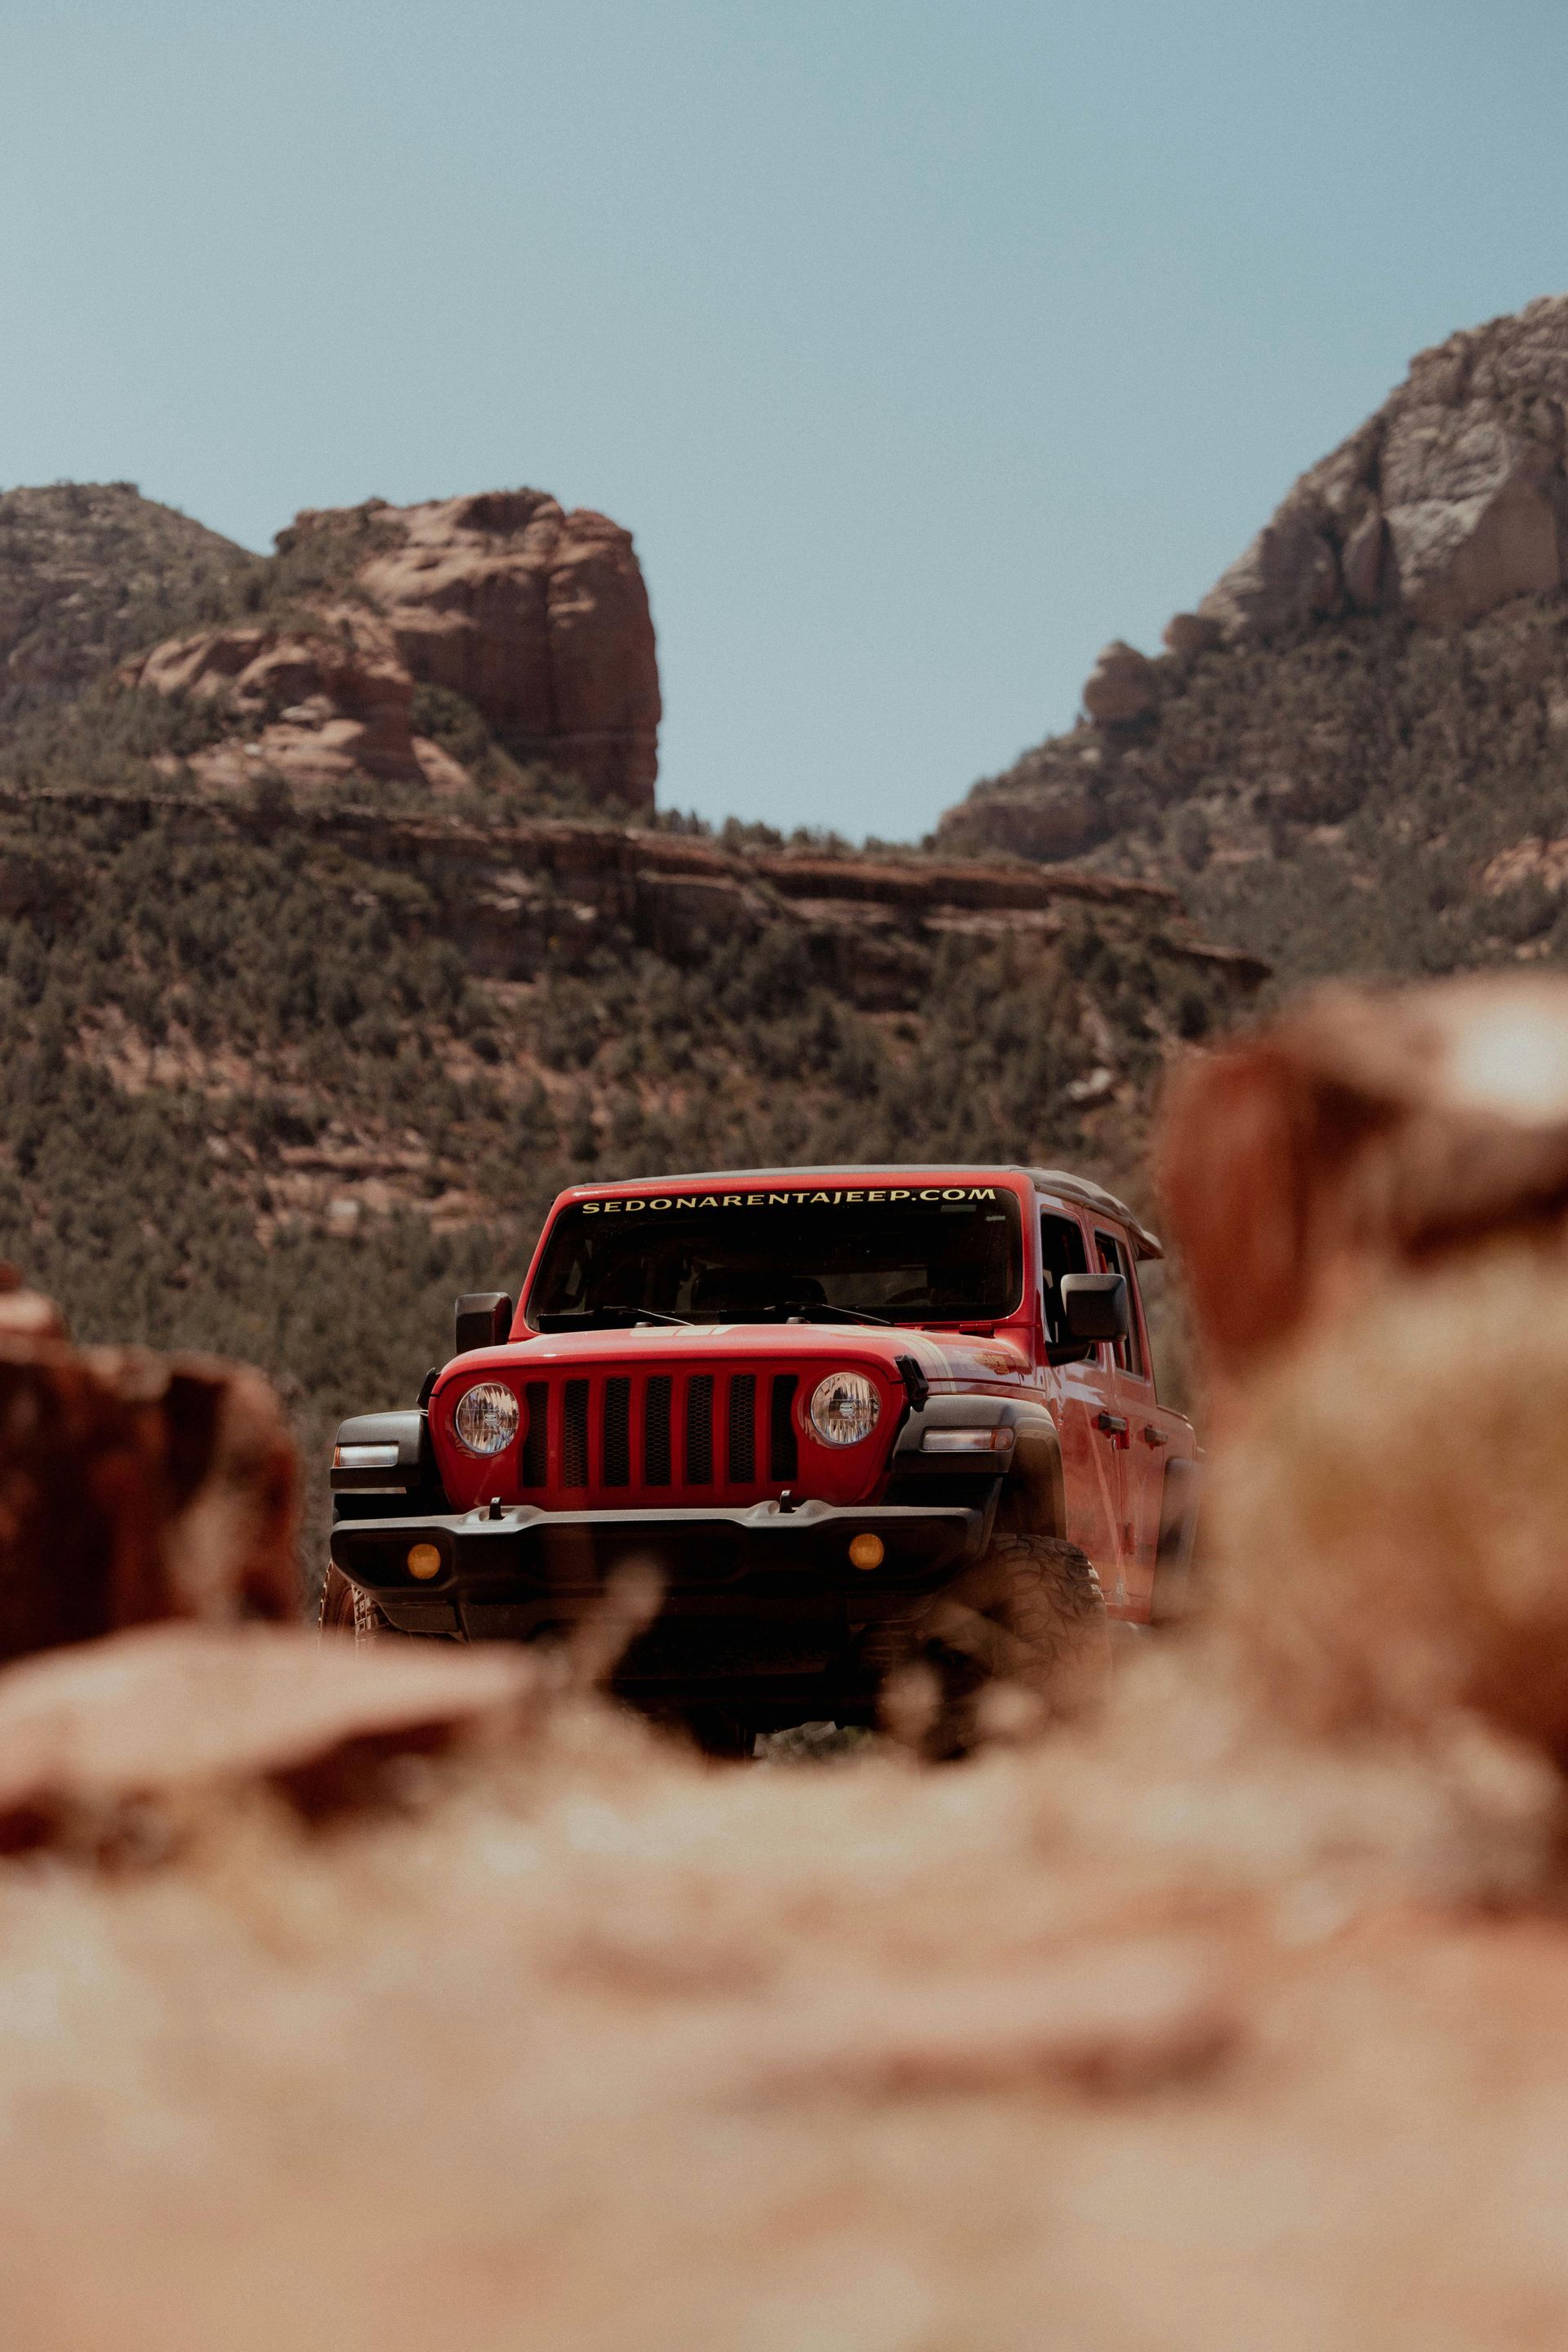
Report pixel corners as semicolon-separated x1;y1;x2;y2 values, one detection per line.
453;1382;520;1456
808;1370;880;1447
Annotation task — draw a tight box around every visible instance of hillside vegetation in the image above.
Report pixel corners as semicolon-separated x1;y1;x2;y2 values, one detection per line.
0;776;1245;1476
0;482;253;723
948;595;1568;987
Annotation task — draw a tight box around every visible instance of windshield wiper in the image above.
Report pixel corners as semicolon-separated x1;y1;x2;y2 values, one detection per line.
632;1307;697;1328
786;1303;894;1327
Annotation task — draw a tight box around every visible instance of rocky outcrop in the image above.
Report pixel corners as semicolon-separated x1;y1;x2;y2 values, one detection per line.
938;734;1113;863
351;492;660;801
1200;295;1568;639
120;488;662;809
1082;641;1160;725
122;608;466;794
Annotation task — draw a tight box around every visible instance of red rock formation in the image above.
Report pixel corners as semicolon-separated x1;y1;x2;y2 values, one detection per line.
122;488;662;811
354;492;661;803
124;610;443;792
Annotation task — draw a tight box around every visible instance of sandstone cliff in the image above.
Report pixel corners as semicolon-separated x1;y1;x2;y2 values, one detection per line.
1200;294;1568;639
940;294;1568;993
118;489;662;810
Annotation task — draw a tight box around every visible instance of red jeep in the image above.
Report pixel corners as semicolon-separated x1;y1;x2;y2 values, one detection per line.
323;1167;1198;1747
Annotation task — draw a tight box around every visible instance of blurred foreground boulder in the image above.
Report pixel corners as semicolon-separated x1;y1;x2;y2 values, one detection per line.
1218;1248;1568;1757
0;1301;298;1664
1158;973;1568;1388
1161;973;1568;1759
0;1272;558;1855
0;1624;539;1854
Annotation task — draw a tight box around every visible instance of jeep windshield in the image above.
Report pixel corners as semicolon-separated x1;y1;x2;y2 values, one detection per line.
527;1186;1023;1330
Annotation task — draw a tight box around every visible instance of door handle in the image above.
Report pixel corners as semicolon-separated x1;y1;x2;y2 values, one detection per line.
1095;1412;1128;1437
1141;1426;1168;1447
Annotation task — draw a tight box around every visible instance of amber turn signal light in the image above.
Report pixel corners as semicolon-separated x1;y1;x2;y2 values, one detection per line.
406;1543;442;1581
848;1532;884;1571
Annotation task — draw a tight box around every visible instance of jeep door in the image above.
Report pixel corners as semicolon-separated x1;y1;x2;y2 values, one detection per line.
1038;1208;1124;1592
1090;1227;1169;1619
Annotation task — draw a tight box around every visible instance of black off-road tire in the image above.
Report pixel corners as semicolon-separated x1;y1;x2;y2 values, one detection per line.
318;1562;399;1644
911;1530;1110;1757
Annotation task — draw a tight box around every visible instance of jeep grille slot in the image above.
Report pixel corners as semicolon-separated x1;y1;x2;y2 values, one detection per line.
602;1377;631;1487
644;1374;672;1486
521;1382;550;1487
769;1374;799;1481
727;1373;757;1481
562;1379;590;1487
684;1374;715;1484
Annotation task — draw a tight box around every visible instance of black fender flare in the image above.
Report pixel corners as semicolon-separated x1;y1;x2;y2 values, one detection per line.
991;1402;1067;1540
891;1396;1067;1541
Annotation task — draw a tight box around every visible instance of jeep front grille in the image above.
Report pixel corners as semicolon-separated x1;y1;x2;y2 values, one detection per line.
515;1367;807;1508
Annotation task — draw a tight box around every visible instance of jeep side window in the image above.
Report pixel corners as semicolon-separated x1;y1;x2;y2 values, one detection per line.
1039;1211;1088;1344
1094;1229;1147;1378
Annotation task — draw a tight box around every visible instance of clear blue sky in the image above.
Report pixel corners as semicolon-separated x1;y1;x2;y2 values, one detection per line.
3;2;1565;837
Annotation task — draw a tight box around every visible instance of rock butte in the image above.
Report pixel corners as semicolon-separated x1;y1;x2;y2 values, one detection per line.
122;488;662;813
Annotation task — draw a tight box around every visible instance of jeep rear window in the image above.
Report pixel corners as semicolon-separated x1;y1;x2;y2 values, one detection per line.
526;1187;1023;1329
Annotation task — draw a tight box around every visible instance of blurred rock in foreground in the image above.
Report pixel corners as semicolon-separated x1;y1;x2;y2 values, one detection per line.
1159;971;1568;1383
0;1295;297;1664
1164;972;1568;1762
0;1623;539;1856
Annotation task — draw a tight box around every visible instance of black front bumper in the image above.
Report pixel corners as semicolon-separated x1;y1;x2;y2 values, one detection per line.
329;1496;990;1695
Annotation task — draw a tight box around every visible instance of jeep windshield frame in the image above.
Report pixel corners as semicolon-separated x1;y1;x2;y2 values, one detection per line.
524;1185;1024;1331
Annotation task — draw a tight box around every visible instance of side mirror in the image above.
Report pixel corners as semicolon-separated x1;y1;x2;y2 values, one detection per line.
454;1291;513;1355
1058;1272;1129;1343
